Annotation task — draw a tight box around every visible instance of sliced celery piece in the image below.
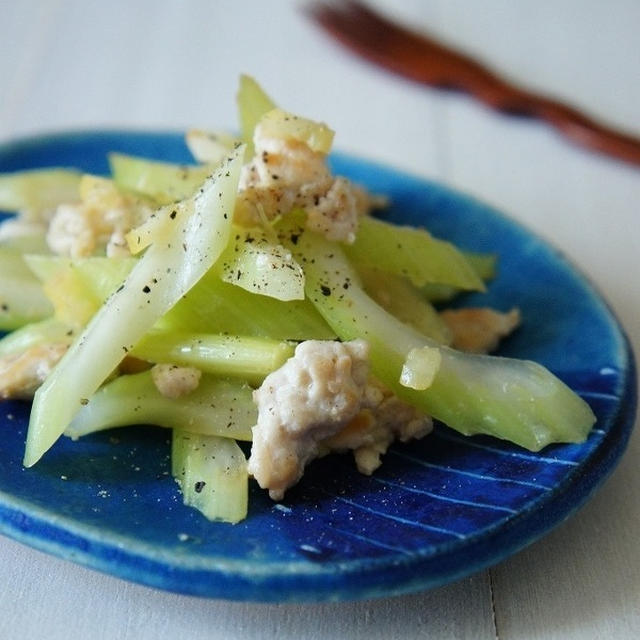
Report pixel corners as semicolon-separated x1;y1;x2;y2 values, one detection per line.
345;216;485;291
283;223;596;452
65;371;255;441
24;150;243;467
26;252;333;341
132;331;294;384
258;108;334;154
159;268;336;341
423;251;497;302
26;255;137;327
358;267;452;344
0;169;81;220
185;129;239;164
0;318;74;358
216;227;305;301
237;74;276;156
172;430;248;524
0;247;53;329
109;153;211;205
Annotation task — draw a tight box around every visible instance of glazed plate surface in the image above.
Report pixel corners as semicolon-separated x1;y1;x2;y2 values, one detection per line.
0;131;636;601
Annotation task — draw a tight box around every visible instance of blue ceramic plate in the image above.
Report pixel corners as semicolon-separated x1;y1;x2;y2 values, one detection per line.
0;132;636;602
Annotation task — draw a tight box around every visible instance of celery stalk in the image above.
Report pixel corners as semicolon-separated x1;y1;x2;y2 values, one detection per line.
0;247;53;329
131;331;294;384
172;430;248;524
358;267;452;344
283;223;596;451
345;216;485;290
24;150;244;467
65;371;255;441
0;318;74;358
108;153;212;205
0;169;81;220
216;226;305;301
237;74;276;156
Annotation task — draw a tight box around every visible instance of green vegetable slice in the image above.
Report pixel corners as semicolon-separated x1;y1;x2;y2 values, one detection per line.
24;150;244;467
109;153;212;205
0;247;53;330
172;430;248;523
65;371;255;441
0;168;81;220
132;330;294;384
345;216;485;290
237;74;277;156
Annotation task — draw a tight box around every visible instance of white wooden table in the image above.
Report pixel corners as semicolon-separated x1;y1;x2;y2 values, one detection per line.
1;1;639;638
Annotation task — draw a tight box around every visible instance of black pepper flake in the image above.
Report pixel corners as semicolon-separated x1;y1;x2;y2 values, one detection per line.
142;285;151;293
290;233;299;245
320;285;331;296
1;303;8;312
194;481;206;493
170;210;177;219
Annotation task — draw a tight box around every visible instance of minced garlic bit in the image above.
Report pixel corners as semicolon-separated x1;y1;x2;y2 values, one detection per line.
150;363;202;399
440;307;521;354
247;339;432;500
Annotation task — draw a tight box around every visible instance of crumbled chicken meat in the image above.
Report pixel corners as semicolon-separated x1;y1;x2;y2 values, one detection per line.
248;339;372;500
321;379;433;475
247;339;431;500
151;364;202;399
46;192;151;258
235;124;373;243
0;343;68;399
440;307;521;353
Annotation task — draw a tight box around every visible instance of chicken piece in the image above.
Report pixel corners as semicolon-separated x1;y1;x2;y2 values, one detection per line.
248;339;372;500
0;343;68;399
440;307;521;354
322;380;433;475
150;364;201;399
235;124;372;243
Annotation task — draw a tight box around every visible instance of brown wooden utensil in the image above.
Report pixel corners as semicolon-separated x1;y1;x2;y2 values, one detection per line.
308;1;640;168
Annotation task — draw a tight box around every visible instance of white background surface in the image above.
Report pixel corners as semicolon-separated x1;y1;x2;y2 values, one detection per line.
1;1;639;638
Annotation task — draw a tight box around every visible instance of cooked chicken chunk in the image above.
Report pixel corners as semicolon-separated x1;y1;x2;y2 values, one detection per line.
0;343;67;399
151;364;201;399
247;339;432;500
235;124;372;243
440;307;521;353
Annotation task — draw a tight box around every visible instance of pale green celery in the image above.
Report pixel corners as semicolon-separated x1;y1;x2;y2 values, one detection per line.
64;371;255;441
108;153;212;205
345;216;485;291
237;74;276;156
258;108;334;154
0;224;49;253
132;331;294;384
358;267;452;344
185;129;239;164
24;150;243;467
423;251;497;302
172;429;248;523
0;318;74;357
26;251;333;341
0;169;81;220
283;224;596;451
158;269;336;341
0;247;53;329
25;255;137;327
216;226;305;301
